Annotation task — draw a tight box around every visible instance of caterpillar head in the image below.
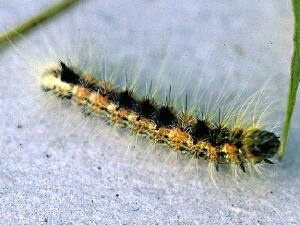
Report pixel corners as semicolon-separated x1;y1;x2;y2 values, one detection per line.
242;128;280;163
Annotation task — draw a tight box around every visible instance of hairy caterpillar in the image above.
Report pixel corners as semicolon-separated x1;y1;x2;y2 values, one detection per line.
2;1;299;225
1;0;285;180
40;60;280;173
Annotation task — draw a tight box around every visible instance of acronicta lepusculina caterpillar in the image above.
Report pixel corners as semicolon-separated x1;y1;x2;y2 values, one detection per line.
10;7;282;179
39;59;279;172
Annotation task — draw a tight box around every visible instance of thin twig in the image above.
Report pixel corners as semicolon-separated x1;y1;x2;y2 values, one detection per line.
277;0;300;159
0;0;81;47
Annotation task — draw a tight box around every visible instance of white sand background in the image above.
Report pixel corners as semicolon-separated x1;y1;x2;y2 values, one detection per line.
0;0;299;224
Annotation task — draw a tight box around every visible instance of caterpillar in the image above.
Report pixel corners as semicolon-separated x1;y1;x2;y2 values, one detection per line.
0;2;295;225
40;60;280;173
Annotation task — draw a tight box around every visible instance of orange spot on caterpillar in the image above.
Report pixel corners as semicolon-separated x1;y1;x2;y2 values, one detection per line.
153;127;170;143
131;118;156;135
224;143;239;164
89;92;109;111
168;128;191;151
72;85;90;105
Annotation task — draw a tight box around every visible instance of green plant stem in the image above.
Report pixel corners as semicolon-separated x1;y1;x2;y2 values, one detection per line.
0;0;80;47
278;0;300;160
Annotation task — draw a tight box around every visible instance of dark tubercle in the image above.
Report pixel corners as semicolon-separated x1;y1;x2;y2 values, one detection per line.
153;106;177;128
59;61;81;85
118;90;138;110
190;119;210;144
105;91;120;104
208;126;230;147
138;98;157;118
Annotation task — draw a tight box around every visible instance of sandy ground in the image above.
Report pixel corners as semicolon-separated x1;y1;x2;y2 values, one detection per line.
0;0;299;224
